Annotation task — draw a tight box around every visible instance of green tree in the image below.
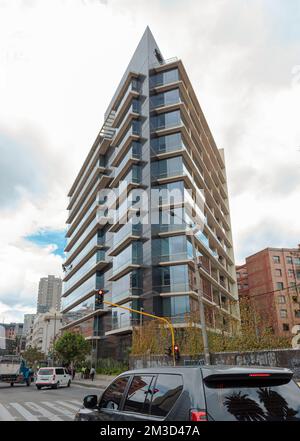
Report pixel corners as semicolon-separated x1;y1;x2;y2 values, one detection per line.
23;347;45;365
53;332;90;365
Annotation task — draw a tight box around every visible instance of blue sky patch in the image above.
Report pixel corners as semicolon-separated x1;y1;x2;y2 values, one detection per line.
26;229;66;257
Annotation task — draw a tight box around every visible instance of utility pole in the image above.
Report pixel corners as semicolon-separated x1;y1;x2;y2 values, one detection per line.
189;226;211;365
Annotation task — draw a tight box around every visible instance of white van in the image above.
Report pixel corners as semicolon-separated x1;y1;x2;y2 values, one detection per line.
36;367;71;390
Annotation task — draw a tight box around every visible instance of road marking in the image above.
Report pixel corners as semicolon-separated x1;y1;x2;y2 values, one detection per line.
55;400;80;411
9;402;39;421
0;403;15;421
41;401;74;419
25;402;63;421
69;400;83;407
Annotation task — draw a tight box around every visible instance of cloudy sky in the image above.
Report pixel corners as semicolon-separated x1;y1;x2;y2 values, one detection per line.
0;0;299;323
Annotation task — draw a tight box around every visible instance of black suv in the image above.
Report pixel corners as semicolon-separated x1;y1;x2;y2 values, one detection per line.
75;365;300;421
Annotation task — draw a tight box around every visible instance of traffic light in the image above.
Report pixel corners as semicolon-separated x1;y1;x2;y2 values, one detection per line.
174;344;180;361
95;289;105;309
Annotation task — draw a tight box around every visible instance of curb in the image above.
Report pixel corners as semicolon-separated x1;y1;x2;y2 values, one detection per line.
72;381;107;389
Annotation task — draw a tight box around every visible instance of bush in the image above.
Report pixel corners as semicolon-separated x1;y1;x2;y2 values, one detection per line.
96;358;128;376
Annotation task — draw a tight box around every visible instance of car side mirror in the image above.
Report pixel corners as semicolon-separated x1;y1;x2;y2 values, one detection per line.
83;395;98;409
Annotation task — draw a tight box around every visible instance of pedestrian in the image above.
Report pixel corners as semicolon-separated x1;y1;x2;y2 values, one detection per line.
90;366;96;381
72;367;76;380
81;366;85;379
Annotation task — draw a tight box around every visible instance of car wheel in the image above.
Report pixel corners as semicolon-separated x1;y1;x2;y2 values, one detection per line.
52;381;59;389
10;382;14;387
36;385;41;390
26;379;30;386
67;380;71;387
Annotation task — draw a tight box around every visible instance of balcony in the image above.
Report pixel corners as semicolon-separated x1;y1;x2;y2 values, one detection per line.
63;250;108;297
110;143;142;188
63;234;105;280
113;85;141;128
109;223;142;256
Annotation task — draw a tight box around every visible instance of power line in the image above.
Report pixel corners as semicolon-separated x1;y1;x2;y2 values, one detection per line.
239;283;300;299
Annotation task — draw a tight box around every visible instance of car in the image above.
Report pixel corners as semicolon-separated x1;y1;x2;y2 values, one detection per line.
36;367;71;390
75;365;300;421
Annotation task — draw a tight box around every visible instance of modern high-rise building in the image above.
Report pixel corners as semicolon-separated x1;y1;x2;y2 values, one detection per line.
37;275;62;314
236;246;300;336
61;28;239;360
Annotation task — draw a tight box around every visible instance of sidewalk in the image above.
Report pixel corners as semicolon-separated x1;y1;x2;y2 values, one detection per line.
72;374;115;389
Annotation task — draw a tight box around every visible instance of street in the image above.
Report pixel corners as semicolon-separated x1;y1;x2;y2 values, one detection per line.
0;382;102;421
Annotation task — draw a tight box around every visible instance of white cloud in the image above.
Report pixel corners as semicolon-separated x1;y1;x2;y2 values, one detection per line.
0;0;299;320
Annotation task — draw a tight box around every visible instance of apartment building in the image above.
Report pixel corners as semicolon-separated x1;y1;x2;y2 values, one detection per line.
30;311;63;355
61;27;239;360
37;275;62;314
236;246;300;335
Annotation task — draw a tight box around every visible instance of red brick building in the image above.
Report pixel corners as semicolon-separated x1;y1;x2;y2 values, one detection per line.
236;247;300;336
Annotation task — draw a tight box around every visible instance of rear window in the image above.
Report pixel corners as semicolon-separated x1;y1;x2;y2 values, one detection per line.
38;369;53;376
204;378;300;421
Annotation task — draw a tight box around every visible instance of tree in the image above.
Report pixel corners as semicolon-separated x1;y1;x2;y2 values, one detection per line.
53;332;90;365
23;347;45;365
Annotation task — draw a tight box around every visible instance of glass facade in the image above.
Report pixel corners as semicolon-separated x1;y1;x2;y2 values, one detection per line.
149;68;179;88
112;270;142;304
150;88;180;109
150;110;181;131
152;235;193;263
153;265;191;294
151;132;183;154
162;295;191;321
112;241;142;276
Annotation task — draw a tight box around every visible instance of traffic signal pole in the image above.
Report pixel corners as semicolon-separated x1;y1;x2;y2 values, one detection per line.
99;296;176;366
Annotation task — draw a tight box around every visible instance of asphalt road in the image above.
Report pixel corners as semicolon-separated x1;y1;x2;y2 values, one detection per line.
0;382;103;421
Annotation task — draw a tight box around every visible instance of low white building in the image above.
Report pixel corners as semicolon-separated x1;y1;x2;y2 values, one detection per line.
30;310;63;355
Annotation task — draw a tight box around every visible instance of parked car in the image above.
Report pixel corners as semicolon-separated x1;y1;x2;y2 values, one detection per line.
75;365;300;421
36;367;71;390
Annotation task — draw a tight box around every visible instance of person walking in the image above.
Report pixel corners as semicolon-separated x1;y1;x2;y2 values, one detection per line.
81;366;86;379
72;367;76;380
90;366;96;382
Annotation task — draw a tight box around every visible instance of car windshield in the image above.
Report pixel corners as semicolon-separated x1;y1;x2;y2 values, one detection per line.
38;369;53;376
204;378;300;421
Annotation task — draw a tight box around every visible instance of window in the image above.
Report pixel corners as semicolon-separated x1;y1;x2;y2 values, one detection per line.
288;269;294;278
280;309;287;318
278;295;286;304
123;375;155;414
283;323;290;331
150;374;183;417
99;376;129;410
294;257;300;265
151;132;182;154
151;110;181;131
55;368;64;375
286;256;293;265
273;256;280;264
149;68;179;88
150;89;180;109
275;269;282;277
277;282;284;290
295;310;300;318
203;377;300;421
